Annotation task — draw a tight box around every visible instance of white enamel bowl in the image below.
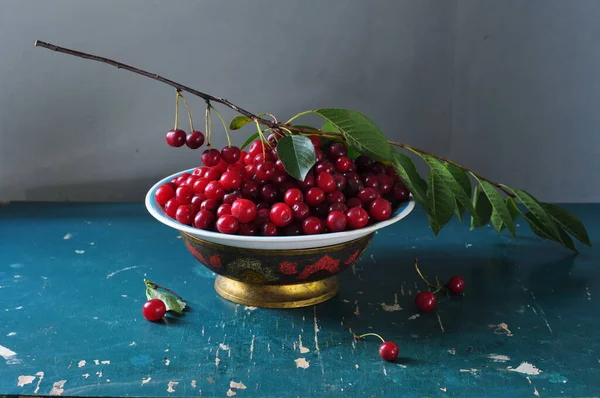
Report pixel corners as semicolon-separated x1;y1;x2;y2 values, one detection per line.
146;168;415;250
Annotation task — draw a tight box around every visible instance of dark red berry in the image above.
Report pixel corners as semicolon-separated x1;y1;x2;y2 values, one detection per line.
164;198;179;218
260;184;278;203
176;185;194;205
155;184;175;206
302;216;324;235
241;181;259;199
329;202;348;213
272;171;288;185
200;199;219;213
335;156;352;173
220;171;243;190
142;299;167;321
256;162;276;180
238;223;258;236
253;152;275;165
326;190;346;204
284;188;304;206
217;203;232;218
379;342;399;361
259;221;279;236
368;198;392;221
184;175;199;187
248;140;266;156
328;142;347;159
355;155;374;171
371;162;387;175
284;223;303;236
275;159;286;173
326;211;347;232
190;194;205;211
305;187;325;207
317;172;337;193
357;188;379;204
415;292;437;312
175;205;194;225
270;203;293;227
292;202;311;222
223;190;242;205
221;146;241;164
186;131;205;149
204;181;225;201
447;276;465;294
363;175;380;190
333;173;347;191
298;173;315;190
315;161;335;175
377;175;394;195
216;214;239;234
346;207;369;229
346;197;363;209
231;199;257;223
313;203;330;218
201;149;221;167
203;168;221;181
308;136;321;149
393;183;410;203
194;210;215;230
166;129;186;147
255;207;270;222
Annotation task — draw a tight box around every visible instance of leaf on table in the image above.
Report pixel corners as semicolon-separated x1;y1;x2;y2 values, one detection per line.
470;185;492;230
313;108;392;161
229;115;253;130
542;203;591;246
144;280;186;314
478;180;516;236
276;135;317;181
240;132;260;150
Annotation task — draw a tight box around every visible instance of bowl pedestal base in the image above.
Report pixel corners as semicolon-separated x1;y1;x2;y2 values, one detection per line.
214;275;339;308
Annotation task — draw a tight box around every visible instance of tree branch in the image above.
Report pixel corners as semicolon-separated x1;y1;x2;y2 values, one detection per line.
35;39;514;198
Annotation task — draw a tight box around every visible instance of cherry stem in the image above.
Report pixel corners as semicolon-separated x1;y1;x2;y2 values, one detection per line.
178;92;195;132
174;91;180;130
355;333;385;344
414;257;438;289
205;101;211;148
210;105;231;147
144;279;184;301
280;126;293;136
34;40;513;197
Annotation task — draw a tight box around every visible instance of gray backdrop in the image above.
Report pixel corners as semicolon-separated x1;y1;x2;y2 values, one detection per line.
0;0;597;202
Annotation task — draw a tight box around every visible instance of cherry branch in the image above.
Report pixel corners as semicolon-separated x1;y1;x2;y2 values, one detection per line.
34;40;513;197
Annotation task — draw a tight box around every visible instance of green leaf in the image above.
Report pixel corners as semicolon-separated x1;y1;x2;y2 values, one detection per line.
425;162;455;235
144;281;186;314
313;108;392;161
240;132;259;150
542;203;591;246
478;180;516;237
420;156;478;225
470;185;492;230
495;197;520;231
390;151;428;210
321;121;340;133
276;135;316;181
229;115;253;130
523;211;577;252
454;199;465;222
445;163;472;223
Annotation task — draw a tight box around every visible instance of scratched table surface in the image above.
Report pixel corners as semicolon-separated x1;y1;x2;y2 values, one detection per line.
1;203;599;397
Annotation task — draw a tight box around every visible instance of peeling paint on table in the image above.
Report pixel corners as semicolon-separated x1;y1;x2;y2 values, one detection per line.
1;203;600;396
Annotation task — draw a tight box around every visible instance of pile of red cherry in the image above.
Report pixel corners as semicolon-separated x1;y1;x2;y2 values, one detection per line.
154;132;410;236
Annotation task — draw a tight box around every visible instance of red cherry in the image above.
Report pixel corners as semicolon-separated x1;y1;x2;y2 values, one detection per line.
216;214;239;234
314;148;324;161
305;187;325;207
272;171;288;185
379;342;399;361
241;181;259;200
313;203;330;218
248;140;266;156
335;156;352;173
260;184;278;203
333;173;347;191
253;152;275;165
193;210;215;230
255;207;270;222
275;159;286;173
203;168;222;181
231;199;257;223
184;175;199;187
256;162;276;180
166;129;186;147
221;146;241;164
302;216;324;235
393;183;410;203
328;142;347;159
363;175;380;190
217;203;232;218
201;149;221;167
346;197;363;209
447;276;465;294
270;203;293;227
220;171;243;190
284;223;303;236
238;223;258;236
142;299;167;321
346;207;369;229
191;178;209;194
164;198;179;218
357;188;379;204
355;155;374;171
175;205;194;225
368;198;392;221
371;162;387;175
200;199;219;213
155;184;175;206
204;181;225;201
308;136;321;149
244;153;255;165
259;221;279;236
227;163;246;177
298;173;315;191
415;291;437;312
292;202;311;222
326;191;346;204
186;131;205;149
267;130;284;145
222;190;242;205
284;188;304;206
326;211;347;232
176;185;194;205
377;175;394;195
329;202;348;213
317;172;337;193
190;194;205;211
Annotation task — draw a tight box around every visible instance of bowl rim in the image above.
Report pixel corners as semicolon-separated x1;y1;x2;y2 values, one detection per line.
145;168;416;243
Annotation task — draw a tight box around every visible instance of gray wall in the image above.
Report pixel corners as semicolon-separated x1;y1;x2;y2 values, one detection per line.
0;0;597;202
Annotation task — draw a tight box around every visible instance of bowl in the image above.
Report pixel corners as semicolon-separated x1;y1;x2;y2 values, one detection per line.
146;168;415;308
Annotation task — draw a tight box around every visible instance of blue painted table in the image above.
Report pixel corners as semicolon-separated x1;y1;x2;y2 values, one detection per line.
1;203;599;397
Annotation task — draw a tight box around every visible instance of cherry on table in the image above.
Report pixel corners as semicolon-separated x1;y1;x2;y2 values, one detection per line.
354;333;399;362
142;299;167;321
415;291;437;312
447;276;465;294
